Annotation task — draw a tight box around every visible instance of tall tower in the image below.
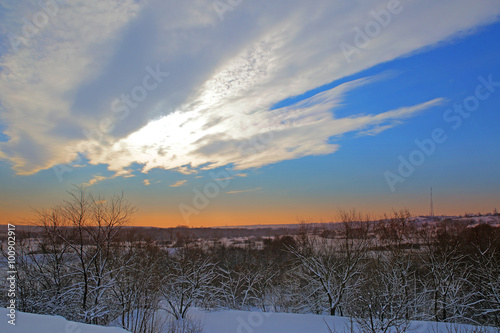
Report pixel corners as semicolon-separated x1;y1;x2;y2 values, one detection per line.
430;187;434;219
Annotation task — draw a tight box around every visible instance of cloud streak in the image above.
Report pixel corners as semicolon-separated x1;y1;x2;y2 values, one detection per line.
0;0;499;178
82;175;109;187
170;180;187;188
227;187;263;194
85;77;445;174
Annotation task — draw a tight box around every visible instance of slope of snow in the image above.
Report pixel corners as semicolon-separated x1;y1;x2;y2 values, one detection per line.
1;307;497;332
0;308;130;333
190;309;497;333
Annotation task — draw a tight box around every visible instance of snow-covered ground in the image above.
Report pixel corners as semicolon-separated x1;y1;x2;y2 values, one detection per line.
1;307;498;333
0;308;130;333
193;309;498;333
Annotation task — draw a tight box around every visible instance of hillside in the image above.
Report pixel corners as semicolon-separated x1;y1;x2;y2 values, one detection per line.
0;308;130;333
1;308;497;333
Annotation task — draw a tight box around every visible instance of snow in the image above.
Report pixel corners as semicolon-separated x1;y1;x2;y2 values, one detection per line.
1;307;497;333
0;308;130;333
189;309;497;333
194;309;341;333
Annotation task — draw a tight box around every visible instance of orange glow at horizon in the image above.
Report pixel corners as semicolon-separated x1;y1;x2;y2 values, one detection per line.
130;210;308;228
2;195;498;229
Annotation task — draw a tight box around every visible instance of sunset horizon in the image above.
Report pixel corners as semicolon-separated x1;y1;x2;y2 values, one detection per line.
2;193;498;229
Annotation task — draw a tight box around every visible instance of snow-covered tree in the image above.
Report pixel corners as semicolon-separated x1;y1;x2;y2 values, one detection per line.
419;227;471;323
351;253;418;333
461;224;500;326
14;187;136;325
6;223;78;318
290;210;371;316
111;242;164;333
161;247;216;319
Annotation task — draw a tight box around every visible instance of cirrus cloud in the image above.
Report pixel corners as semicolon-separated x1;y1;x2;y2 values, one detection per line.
0;0;499;178
227;188;263;194
170;180;187;188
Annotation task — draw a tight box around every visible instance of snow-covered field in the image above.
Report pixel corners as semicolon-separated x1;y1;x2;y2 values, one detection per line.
0;307;129;333
193;309;499;333
1;307;497;333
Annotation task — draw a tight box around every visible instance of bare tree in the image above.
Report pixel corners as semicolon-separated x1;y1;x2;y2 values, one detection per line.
161;247;216;319
290;211;370;316
111;242;165;333
374;209;416;249
216;266;248;309
471;245;500;326
17;187;136;325
419;227;471;324
351;254;416;333
3;222;78;318
462;224;500;326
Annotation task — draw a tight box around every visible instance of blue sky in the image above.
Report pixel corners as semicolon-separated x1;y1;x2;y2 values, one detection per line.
0;0;499;226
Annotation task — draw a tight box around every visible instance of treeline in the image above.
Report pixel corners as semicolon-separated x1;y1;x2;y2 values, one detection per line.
1;224;295;247
118;225;293;244
1;189;499;332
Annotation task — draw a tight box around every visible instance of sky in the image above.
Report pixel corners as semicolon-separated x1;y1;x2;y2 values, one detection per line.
0;0;499;227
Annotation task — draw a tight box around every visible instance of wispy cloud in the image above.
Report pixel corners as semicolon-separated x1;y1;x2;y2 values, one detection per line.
175;166;198;175
87;78;445;174
227;187;262;194
82;175;109;187
143;179;151;186
170;180;187;187
0;0;498;176
0;0;142;174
